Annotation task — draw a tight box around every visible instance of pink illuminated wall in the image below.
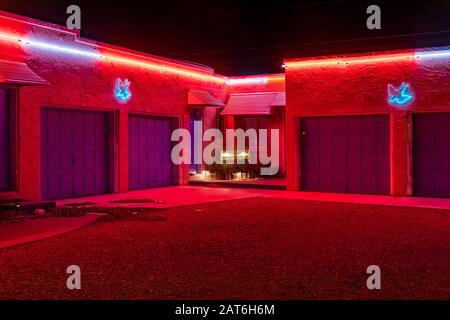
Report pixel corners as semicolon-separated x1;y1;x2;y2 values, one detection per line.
285;50;450;195
225;74;286;176
0;11;227;200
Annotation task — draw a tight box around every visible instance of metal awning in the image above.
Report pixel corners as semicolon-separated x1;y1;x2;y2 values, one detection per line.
221;92;285;115
188;89;224;106
272;92;286;106
0;59;48;85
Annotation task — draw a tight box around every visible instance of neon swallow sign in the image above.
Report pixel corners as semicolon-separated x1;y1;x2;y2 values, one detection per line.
115;78;132;102
388;82;413;106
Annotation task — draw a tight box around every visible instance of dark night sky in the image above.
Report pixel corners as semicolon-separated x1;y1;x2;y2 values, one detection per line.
1;0;450;75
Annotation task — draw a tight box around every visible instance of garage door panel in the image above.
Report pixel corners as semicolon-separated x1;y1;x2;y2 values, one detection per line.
362;117;376;130
347;134;361;150
362;133;376;150
333;133;346;149
318;151;332;168
333;117;347;129
74;174;85;194
347;154;361;170
47;128;60;147
46;150;60;171
333;153;346;171
333;173;347;192
303;171;318;190
361;173;377;193
42;109;109;199
95;149;107;168
303;153;318;170
435;178;450;192
301;115;390;195
129;115;173;190
378;157;390;173
413;113;450;197
319;172;333;189
347;173;362;193
435;132;450;148
319;117;333;129
377;173;389;191
61;150;73;170
47;175;61;196
362;153;376;172
0;89;9;190
319;133;332;149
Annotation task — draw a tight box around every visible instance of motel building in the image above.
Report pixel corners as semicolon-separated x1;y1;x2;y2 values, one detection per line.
0;10;450;202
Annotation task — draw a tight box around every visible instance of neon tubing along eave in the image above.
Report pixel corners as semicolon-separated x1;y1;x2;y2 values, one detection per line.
284;49;450;69
0;31;227;84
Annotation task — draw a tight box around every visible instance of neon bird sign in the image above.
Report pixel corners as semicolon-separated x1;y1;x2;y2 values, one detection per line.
115;78;132;102
388;82;413;106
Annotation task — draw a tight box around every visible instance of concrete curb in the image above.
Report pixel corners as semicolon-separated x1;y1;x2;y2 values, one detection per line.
0;213;102;249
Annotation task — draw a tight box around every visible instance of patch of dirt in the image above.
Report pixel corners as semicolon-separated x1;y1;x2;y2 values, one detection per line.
0;199;27;204
49;206;167;222
0;210;26;223
109;199;165;204
63;202;97;207
1;198;449;300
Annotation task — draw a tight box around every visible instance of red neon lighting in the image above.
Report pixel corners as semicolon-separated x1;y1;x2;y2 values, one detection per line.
285;52;416;68
0;31;226;84
267;75;285;82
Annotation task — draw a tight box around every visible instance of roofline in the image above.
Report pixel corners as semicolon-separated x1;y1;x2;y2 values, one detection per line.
284;46;450;66
0;9;219;75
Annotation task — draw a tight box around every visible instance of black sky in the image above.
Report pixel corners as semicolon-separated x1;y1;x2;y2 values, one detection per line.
1;0;449;75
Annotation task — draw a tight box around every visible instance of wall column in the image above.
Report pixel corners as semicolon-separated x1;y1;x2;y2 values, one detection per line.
118;109;128;193
390;111;411;196
286;113;299;191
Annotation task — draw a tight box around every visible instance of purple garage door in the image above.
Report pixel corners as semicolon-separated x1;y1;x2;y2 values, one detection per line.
413;113;450;198
41;109;109;199
0;89;10;190
129;115;173;190
301;115;390;195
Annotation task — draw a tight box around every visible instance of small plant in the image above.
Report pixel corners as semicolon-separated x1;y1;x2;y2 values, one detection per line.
205;152;262;180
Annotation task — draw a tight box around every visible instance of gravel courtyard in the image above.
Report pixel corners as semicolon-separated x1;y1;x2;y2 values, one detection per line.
0;197;448;300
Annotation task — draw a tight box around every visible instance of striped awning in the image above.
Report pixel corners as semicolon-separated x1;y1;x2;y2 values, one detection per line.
188;89;224;106
272;92;286;106
221;92;285;115
0;59;48;85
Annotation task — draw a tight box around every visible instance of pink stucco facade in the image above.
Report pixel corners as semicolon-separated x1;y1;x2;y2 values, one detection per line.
0;11;286;200
285;51;450;195
2;9;450;201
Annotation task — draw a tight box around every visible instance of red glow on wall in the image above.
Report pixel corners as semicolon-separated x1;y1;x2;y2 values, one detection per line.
285;48;450;69
0;30;227;84
285;52;416;68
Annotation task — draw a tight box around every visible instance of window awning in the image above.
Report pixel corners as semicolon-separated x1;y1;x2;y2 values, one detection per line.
221;92;285;116
272;92;286;106
188;89;224;106
0;59;48;85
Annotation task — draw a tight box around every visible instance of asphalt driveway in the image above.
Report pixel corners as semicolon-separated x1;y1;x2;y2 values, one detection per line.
0;198;448;300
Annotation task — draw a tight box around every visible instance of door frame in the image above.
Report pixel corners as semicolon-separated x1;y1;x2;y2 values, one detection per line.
298;113;391;195
40;105;116;199
411;110;450;198
0;85;18;194
128;112;178;189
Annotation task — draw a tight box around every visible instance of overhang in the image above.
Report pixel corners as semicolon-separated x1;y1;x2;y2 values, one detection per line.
0;59;48;85
188;89;225;106
272;92;286;106
221;92;285;115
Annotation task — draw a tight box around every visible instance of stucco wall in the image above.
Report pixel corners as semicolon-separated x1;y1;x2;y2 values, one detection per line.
285;52;450;195
225;75;286;176
0;12;226;200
